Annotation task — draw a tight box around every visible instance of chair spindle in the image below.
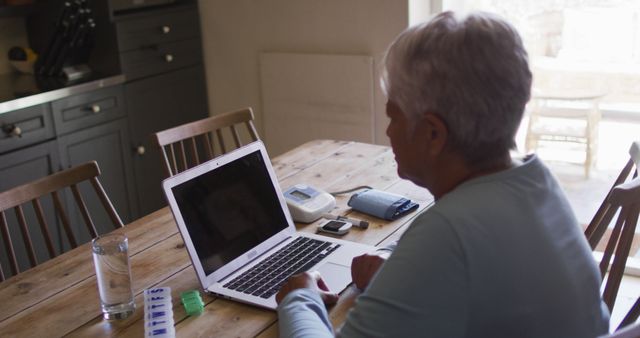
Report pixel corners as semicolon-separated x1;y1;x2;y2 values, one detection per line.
52;190;77;248
0;211;19;275
191;137;200;165
204;133;214;159
71;184;98;238
90;177;124;229
32;198;56;258
14;205;37;267
215;129;226;154
179;140;188;172
169;143;178;175
230;125;242;148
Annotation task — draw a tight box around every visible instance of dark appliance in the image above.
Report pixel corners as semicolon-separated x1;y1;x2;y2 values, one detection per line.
110;0;176;13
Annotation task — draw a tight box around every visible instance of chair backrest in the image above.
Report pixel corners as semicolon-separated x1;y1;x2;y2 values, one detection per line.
617;298;640;331
0;161;123;281
153;107;259;177
584;141;640;313
602;321;640;338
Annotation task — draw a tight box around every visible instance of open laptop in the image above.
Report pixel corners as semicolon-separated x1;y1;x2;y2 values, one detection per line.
162;141;374;310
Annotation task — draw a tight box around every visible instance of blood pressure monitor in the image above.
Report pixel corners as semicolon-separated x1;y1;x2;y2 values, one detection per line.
283;184;336;223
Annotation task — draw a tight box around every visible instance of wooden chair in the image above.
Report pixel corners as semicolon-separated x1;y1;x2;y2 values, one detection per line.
617;298;640;331
153;107;259;177
0;161;123;281
583;141;640;325
525;89;606;178
602;321;640;338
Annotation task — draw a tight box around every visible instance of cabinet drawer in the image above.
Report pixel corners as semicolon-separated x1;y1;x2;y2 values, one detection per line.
51;86;126;135
0;104;54;154
120;38;202;80
116;8;200;52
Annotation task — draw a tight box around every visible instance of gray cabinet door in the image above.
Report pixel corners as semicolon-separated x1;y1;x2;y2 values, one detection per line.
0;140;61;276
57;118;138;245
126;65;208;216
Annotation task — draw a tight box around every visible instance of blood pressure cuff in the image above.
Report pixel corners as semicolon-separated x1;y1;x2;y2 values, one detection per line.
347;189;419;221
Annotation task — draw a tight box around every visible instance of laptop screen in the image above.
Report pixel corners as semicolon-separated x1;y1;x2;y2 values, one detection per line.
171;149;289;275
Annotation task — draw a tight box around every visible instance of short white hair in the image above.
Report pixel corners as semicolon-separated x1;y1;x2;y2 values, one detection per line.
382;11;532;167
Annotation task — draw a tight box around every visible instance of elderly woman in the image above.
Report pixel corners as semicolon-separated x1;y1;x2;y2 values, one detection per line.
276;11;609;338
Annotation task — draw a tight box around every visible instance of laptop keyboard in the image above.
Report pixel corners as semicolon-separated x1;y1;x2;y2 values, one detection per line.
222;237;341;299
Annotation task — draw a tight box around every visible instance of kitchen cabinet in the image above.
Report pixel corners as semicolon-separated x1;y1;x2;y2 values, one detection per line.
0;141;60;273
126;65;208;215
0;84;137;277
0;1;209;278
0;104;54;154
115;4;209;215
57;118;137;241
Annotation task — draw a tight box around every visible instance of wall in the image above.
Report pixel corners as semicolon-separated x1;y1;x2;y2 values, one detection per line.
0;18;29;75
198;0;411;151
410;0;438;26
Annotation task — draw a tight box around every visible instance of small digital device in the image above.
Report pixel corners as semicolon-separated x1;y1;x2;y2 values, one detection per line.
317;220;352;236
284;184;336;223
322;213;369;229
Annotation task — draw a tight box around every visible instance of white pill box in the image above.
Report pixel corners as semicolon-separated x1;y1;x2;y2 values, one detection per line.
144;287;175;338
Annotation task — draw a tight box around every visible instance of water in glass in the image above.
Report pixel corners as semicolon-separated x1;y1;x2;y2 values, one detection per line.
92;234;135;320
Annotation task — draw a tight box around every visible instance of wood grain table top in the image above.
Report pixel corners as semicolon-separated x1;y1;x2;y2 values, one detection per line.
0;139;433;337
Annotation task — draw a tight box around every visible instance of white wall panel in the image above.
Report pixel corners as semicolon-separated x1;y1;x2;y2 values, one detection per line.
198;1;409;152
260;52;374;156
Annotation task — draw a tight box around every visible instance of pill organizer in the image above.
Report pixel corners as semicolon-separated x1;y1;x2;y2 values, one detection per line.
144;287;175;337
180;290;204;316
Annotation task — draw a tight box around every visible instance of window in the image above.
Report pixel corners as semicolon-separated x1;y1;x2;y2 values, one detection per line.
442;0;640;117
432;1;640;280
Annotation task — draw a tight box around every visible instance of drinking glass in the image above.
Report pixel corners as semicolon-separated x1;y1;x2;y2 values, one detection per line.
92;233;136;320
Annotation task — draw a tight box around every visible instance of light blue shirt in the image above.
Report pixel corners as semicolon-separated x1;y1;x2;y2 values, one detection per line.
278;155;609;337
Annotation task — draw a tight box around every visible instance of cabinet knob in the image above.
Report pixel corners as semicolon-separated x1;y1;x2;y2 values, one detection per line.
12;126;22;137
90;105;101;113
161;25;171;34
136;146;146;155
3;124;22;138
165;54;174;63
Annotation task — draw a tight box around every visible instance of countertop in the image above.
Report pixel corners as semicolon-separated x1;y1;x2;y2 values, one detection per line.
0;73;126;115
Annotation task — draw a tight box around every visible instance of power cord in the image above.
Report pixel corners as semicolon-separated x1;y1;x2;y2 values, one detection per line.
328;185;372;196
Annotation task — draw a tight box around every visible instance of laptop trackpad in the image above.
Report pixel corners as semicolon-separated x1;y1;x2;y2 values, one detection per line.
317;262;352;293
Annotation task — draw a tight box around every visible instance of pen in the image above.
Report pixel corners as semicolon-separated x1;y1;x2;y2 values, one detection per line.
322;213;369;229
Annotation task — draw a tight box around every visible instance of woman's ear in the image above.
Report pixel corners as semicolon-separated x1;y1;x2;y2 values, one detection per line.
421;113;448;156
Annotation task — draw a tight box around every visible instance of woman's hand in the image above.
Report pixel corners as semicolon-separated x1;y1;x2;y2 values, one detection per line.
351;252;389;290
276;271;339;305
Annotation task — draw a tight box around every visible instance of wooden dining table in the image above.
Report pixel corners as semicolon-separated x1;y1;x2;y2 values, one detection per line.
0;139;433;337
